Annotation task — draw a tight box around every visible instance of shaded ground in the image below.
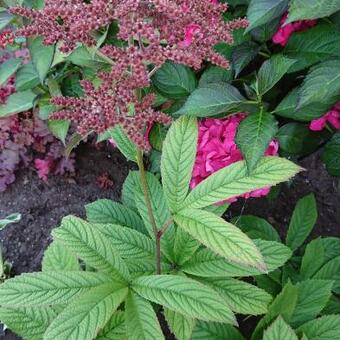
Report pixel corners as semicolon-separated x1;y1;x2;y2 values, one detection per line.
0;145;339;339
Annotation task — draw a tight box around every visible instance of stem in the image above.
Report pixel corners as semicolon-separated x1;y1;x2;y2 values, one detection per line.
158;218;173;238
136;149;162;274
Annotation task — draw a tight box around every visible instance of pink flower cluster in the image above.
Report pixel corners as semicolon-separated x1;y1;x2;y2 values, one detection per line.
272;13;317;46
190;114;279;203
309;102;340;131
7;0;248;149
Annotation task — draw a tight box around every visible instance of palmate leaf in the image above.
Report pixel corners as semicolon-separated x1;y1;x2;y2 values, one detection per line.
52;216;130;282
109;125;137;162
164;308;195;340
96;311;126;340
313;256;340;293
0;306;57;340
0;271;112;307
173;228;200;266
182;239;292;278
85;199;146;235
236;112;278;171
44;284;128;340
174;209;266;271
286;193;317;251
161;116;198;213
124;258;171;279
125;292;164;340
132;275;236;324
192;320;245;340
93;223;155;259
297;315;340;339
181;157;301;210
290;279;333;327
200;278;272;315
42;240;79;272
133;171;175;261
122;171;139;211
263;316;298;340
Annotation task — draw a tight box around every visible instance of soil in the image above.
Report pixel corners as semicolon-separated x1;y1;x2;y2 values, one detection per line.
0;145;339;340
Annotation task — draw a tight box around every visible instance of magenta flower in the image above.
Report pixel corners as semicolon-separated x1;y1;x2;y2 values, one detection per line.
179;23;201;47
272;13;317;46
309;102;340;131
190;114;279;203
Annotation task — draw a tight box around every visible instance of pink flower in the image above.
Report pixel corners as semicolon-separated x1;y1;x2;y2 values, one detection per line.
272;13;317;46
179;23;201;47
34;159;52;182
190;114;279;203
309;103;340;131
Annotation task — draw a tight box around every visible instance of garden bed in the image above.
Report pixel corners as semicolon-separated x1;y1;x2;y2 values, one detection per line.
0;144;339;339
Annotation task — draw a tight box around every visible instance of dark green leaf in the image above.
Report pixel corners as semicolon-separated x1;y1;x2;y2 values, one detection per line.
322;132;340;176
199;66;232;87
0;90;37;117
15;63;40;91
232;41;260;77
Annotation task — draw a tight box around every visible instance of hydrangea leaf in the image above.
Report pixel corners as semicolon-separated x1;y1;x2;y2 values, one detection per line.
0;90;37;117
174;209;266;271
0;58;22;87
322;132;340;176
161;116;198;213
132;275;236;324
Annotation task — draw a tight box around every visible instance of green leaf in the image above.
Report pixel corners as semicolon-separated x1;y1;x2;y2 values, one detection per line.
175;83;246;117
164;308;195;340
321;295;340;315
0;271;113;307
246;0;288;32
300;238;325;278
161;116;198;213
0;58;22;87
134;172;175;262
252;281;299;340
297;59;340;109
174;209;266;271
286;194;317;251
15;62;40;91
0;306;57;340
263;316;298;340
0;9;13;30
283;24;340;72
287;0;340;22
125;258;171;279
322;132;340;176
52;216;130;282
44;284;128;340
28;36;55;83
42;241;79;272
85;199;146;235
0;212;21;231
125;292;164;340
121;171;138;211
198;66;232;87
232;41;260;77
182;240;292;277
232;215;280;242
236;112;278;171
297;315;340;339
93;223;155;260
276;123;327;155
274;89;330;122
96;311;126;340
200;278;272;315
192;320;245;340
173;228;200;266
290;279;333;327
132;275;236;324
0;90;37;117
152;61;197;99
257;55;296;95
182;157;301;209
313;256;340;293
109;125;137;162
48;120;70;144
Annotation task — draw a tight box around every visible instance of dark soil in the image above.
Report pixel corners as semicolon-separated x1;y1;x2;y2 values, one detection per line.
0;145;339;340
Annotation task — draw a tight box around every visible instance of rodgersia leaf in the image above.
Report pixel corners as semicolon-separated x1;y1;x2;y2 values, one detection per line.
132;275;236;324
164;308;195;340
297;315;340;339
174;209;266;271
182;157;301;210
44;284;128;340
96;311;126;340
52;216;130;282
0;306;57;340
192;320;245;340
263;316;298;340
125;291;164;340
109;125;137;162
161;116;198;213
42;241;79;272
0;271;113;307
